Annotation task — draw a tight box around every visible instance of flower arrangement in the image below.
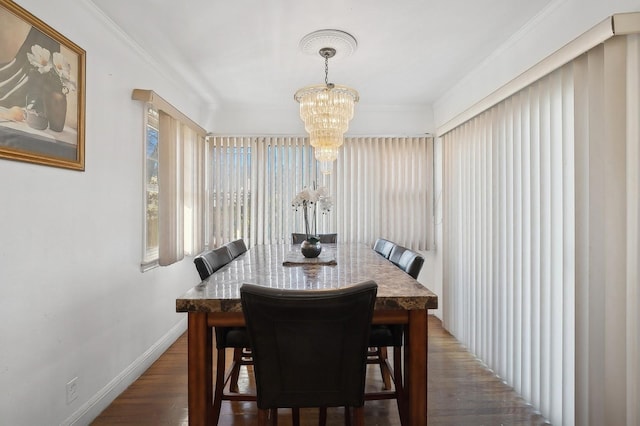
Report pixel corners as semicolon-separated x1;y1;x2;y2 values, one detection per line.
292;184;333;241
27;44;76;94
23;44;77;131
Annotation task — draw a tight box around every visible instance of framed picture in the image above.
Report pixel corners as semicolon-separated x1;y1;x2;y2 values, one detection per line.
0;0;85;170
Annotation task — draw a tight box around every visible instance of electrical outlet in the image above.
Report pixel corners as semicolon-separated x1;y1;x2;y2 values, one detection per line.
66;377;78;404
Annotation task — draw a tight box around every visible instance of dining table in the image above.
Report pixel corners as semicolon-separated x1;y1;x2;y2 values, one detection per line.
176;242;438;425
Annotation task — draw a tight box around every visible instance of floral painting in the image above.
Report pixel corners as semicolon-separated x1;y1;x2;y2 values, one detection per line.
0;0;85;170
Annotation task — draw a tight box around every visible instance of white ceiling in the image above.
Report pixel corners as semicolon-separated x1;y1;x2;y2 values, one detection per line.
89;0;554;123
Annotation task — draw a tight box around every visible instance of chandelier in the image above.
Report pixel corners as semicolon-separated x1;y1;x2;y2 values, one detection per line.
295;30;359;174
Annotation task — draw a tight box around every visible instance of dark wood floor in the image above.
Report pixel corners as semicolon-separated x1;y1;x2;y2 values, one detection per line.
91;316;549;425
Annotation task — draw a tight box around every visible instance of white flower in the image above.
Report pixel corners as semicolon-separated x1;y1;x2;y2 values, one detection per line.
291;187;322;207
318;196;333;213
292;184;333;237
26;45;76;93
53;52;76;92
27;45;52;74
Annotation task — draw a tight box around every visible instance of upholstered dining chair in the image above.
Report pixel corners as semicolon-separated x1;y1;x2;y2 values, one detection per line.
367;247;425;426
224;238;248;259
193;246;233;280
193;245;254;425
291;233;338;244
373;238;395;258
291;233;307;244
240;281;378;426
388;244;407;266
367;240;406;409
318;233;338;243
397;249;425;279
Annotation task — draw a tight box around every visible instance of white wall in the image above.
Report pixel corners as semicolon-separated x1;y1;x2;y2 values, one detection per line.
433;0;640;130
209;103;434;136
0;1;210;424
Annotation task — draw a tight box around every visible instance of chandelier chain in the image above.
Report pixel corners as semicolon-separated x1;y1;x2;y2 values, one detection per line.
324;55;329;86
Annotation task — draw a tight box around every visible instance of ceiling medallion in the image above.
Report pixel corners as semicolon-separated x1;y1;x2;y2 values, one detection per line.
299;29;358;60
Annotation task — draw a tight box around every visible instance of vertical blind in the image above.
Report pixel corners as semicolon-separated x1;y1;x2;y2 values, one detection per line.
157;112;206;265
332;136;433;250
442;33;640;426
133;90;207;268
208;136;433;249
158;111;184;266
443;65;574;425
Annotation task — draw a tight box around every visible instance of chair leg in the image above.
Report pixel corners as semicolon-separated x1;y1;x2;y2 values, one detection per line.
377;347;392;390
352;406;365;426
229;347;243;392
292;407;300;426
257;408;269;426
344;406;351;426
212;348;226;426
258;408;278;426
319;406;327;426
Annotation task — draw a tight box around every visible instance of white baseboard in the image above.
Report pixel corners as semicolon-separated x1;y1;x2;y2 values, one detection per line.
60;317;188;426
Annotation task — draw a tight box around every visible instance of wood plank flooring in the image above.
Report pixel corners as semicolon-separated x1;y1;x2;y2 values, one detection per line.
91;316;549;425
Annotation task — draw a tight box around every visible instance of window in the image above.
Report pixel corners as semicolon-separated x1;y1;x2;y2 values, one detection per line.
134;90;207;270
208;136;433;249
142;105;159;268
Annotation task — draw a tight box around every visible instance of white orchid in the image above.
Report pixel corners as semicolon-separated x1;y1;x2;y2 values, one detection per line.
27;45;76;93
53;52;76;92
27;45;52;74
292;184;333;239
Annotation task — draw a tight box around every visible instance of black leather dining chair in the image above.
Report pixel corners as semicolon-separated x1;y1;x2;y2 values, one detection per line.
367;239;425;424
291;233;307;244
373;238;395;258
291;233;338;244
388;244;407;266
318;233;338;243
193;245;254;425
224;238;248;258
397;249;425;279
193;246;233;280
240;281;377;426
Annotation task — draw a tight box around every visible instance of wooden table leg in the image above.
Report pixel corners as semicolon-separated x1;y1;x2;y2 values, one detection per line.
405;310;428;426
188;312;213;425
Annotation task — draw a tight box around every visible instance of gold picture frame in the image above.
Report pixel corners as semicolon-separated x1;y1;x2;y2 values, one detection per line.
0;0;85;170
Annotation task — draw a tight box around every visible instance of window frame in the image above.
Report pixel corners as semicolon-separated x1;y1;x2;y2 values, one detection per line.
141;103;160;271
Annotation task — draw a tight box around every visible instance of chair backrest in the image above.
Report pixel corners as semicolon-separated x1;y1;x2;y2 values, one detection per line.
225;239;247;258
291;233;307;244
193;246;233;280
318;233;337;243
397;250;425;279
373;238;395;258
292;233;338;244
240;281;377;410
388;244;407;266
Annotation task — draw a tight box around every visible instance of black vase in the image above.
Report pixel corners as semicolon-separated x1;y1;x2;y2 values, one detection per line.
300;239;322;258
44;89;67;132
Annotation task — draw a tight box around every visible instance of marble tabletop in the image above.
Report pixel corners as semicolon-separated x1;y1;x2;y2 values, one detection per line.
176;243;438;313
